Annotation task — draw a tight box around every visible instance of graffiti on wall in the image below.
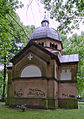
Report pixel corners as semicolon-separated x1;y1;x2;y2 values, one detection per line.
27;88;45;97
14;88;45;98
14;89;24;97
62;93;75;98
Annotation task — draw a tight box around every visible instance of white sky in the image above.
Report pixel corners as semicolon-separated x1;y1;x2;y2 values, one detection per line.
16;0;59;29
16;0;83;34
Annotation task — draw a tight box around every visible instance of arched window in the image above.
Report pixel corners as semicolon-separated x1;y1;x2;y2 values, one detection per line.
55;45;57;49
50;43;56;49
42;42;44;47
52;44;55;48
50;43;52;48
21;65;41;77
38;43;41;45
38;42;44;47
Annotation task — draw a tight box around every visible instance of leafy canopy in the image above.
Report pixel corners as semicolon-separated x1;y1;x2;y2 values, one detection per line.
0;0;35;100
41;0;84;33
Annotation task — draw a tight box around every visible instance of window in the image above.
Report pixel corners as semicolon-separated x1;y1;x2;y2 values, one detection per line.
55;45;57;49
38;42;44;47
50;43;52;48
21;65;41;77
50;42;58;49
50;43;57;49
42;42;44;47
38;43;41;45
50;43;55;48
61;69;71;80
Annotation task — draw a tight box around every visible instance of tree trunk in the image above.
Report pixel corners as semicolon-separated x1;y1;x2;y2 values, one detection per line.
2;55;6;102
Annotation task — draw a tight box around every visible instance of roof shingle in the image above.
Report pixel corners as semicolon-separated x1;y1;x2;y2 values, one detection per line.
59;54;79;63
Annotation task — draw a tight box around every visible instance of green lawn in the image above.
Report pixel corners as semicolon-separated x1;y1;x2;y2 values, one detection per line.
0;102;84;119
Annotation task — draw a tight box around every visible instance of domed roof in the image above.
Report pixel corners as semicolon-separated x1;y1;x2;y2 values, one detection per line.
29;16;60;41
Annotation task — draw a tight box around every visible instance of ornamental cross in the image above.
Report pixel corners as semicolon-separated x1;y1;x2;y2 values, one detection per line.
28;54;33;61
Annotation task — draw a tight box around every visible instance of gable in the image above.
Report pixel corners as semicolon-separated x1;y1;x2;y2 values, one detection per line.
15;49;50;68
13;50;49;79
12;47;50;65
10;41;60;65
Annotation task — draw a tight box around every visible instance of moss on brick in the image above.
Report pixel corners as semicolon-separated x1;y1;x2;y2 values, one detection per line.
48;99;58;109
58;99;78;109
6;97;59;109
6;98;16;106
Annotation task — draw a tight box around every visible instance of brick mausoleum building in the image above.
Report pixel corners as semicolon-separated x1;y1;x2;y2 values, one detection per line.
7;16;79;109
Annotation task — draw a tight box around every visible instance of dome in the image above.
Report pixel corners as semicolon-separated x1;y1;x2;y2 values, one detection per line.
29;16;60;41
29;27;60;41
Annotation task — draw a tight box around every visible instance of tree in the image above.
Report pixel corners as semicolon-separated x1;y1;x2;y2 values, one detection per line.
0;70;4;100
61;32;84;96
41;0;84;33
0;0;35;101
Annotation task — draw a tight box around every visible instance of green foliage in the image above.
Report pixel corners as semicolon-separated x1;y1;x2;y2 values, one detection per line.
61;32;84;96
0;0;35;59
0;0;35;100
42;0;84;33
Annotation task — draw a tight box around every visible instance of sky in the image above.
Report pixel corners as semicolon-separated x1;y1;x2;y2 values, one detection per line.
16;0;59;29
16;0;83;34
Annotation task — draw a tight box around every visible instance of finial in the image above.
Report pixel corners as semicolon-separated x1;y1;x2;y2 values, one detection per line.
44;11;46;18
41;11;49;27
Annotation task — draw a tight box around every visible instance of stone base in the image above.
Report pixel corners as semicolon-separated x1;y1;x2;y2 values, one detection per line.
58;98;78;109
6;98;78;109
6;98;58;109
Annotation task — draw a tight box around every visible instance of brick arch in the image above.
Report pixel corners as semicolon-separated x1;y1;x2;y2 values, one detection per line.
21;65;42;77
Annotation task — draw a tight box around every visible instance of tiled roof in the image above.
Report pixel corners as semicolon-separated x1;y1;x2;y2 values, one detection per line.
29;26;60;41
59;54;79;63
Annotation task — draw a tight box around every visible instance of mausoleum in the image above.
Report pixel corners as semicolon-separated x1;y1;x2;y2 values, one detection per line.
7;16;79;109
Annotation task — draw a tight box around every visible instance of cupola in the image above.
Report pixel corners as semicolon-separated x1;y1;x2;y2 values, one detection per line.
29;13;63;55
41;13;49;27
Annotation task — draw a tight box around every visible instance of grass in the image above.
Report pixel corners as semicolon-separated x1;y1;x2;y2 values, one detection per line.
78;102;84;109
0;102;84;119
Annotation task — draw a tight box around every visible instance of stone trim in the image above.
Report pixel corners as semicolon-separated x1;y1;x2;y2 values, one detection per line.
12;77;58;81
58;80;77;83
44;46;61;51
12;77;77;83
60;62;78;65
12;49;50;65
7;67;12;69
58;98;77;100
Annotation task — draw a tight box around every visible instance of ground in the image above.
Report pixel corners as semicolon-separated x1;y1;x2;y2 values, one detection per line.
0;102;84;119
